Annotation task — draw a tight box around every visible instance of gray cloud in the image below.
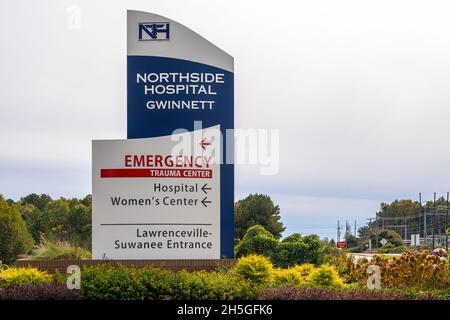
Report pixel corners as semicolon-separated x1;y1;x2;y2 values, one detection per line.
1;0;450;237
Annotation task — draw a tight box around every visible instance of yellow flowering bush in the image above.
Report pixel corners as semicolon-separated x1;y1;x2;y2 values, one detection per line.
233;254;274;286
270;263;345;288
271;268;304;287
292;263;315;281
0;267;52;286
306;264;344;288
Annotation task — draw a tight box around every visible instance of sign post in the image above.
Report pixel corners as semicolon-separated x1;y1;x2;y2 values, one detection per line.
411;234;420;248
92;11;234;260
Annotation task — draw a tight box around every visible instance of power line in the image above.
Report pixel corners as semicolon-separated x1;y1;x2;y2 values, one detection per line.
365;192;449;248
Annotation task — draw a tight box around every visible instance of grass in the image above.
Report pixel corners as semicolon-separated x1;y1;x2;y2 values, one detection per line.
29;237;91;260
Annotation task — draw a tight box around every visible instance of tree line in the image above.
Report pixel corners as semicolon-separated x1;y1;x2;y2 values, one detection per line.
2;191;441;264
0;194;91;263
0;192;334;265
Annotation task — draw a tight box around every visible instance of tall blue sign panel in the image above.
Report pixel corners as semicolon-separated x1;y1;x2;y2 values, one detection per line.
127;11;234;258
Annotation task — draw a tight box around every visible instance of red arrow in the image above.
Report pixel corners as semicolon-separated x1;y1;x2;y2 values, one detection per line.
200;138;212;150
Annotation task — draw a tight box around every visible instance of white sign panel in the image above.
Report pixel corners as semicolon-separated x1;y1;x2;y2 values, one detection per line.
411;234;420;247
92;126;221;259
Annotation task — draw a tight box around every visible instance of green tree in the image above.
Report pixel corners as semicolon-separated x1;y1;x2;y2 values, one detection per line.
19;195;92;248
377;199;422;239
67;203;91;247
80;194;92;207
234;194;285;239
0;195;34;263
281;233;302;243
301;235;324;264
20;203;43;242
372;229;403;247
235;225;278;257
274;234;327;267
236;226;331;268
40;199;71;239
20;193;52;211
357;225;370;239
344;234;359;248
272;241;308;268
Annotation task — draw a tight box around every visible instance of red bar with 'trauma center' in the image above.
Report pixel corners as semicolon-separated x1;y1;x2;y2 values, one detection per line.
100;168;212;179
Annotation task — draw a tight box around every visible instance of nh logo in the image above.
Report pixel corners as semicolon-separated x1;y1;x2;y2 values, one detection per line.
138;22;170;41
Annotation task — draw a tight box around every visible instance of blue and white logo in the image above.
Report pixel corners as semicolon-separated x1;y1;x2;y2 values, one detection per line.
138;22;170;41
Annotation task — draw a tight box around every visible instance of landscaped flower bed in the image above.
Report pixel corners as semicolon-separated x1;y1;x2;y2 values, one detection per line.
0;253;448;300
258;286;442;300
347;251;450;291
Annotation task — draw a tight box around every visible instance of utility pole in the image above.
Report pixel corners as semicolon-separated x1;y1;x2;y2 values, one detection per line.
345;220;348;238
424;205;427;240
354;220;357;237
432;229;435;250
419;193;422;240
368;218;372;251
375;217;379;249
337;220;341;242
345;220;351;238
446;192;449;252
433;192;436;249
405;218;408;240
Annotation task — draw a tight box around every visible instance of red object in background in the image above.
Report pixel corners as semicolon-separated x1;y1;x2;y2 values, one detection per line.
337;241;348;248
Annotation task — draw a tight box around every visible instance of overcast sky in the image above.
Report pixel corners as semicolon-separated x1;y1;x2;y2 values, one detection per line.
1;0;450;239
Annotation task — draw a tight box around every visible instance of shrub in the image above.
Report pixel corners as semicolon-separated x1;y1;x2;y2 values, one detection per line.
348;251;450;291
233;254;273;286
291;263;315;280
30;236;91;260
236;226;333;268
371;229;403;247
81;264;257;300
300;235;327;265
235;225;278;258
377;243;409;254
271;268;304;287
258;285;441;300
0;267;52;286
81;264;172;300
0;283;82;300
318;241;340;265
272;241;309;268
306;264;344;288
138;267;174;300
273;234;329;267
281;233;302;243
170;271;256;300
